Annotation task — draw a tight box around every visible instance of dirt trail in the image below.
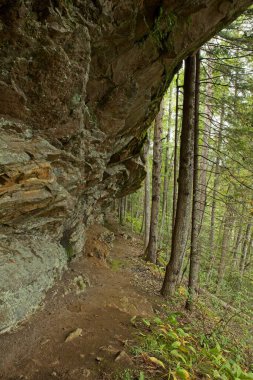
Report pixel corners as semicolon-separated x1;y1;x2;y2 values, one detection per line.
0;219;162;380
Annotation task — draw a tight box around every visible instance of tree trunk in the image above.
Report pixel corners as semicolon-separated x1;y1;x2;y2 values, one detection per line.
145;101;164;263
161;55;196;297
232;224;242;269
206;104;224;282
186;50;201;310
130;194;133;231
216;208;233;290
172;75;180;231
139;190;145;235
144;137;151;249
198;62;213;231
119;198;124;225
245;233;253;271
159;86;173;245
240;223;252;275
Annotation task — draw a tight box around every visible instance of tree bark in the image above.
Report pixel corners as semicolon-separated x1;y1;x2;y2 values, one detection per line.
159;86;173;245
172;75;180;231
206;104;224;282
186;50;201;310
119;198;124;225
161;55;196;297
216;208;233;290
119;196;127;225
145;101;164;263
232;224;243;269
245;233;253;271
240;223;252;275
198;62;213;230
143;137;151;249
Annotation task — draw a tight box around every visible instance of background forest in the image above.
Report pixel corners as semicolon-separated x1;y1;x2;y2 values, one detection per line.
115;9;253;379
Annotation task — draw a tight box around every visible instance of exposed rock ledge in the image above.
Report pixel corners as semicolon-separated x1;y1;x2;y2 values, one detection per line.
0;0;251;332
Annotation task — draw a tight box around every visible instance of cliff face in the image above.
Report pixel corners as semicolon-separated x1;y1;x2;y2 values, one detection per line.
0;0;251;332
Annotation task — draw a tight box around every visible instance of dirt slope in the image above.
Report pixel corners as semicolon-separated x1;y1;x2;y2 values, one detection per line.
0;219;162;380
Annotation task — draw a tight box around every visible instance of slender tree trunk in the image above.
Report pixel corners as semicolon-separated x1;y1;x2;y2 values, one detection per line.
119;197;125;226
178;227;191;284
216;209;233;290
130;194;133;231
144;137;151;249
232;225;242;269
145;101;164;263
139;190;145;235
206;104;224;282
186;50;201;310
159;86;173;245
161;55;196;297
124;197;127;220
240;223;252;275
245;233;253;271
172;74;180;231
198;63;213;230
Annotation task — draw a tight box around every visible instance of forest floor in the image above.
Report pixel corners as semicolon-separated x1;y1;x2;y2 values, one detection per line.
0;217;165;380
1;216;252;380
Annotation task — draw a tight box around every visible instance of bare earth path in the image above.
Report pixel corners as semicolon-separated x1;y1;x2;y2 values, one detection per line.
0;219;162;380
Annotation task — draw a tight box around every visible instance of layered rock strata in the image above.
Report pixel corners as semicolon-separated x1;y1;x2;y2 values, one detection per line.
0;0;251;332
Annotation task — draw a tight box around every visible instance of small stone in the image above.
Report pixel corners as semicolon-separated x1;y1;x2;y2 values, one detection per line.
74;275;90;294
115;351;133;366
95;356;103;362
65;328;82;342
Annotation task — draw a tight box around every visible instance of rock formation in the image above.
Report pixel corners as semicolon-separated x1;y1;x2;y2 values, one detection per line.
0;0;251;332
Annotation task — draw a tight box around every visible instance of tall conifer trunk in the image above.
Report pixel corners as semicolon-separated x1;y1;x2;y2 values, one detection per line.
172;75;180;230
144;137;151;250
160;87;173;245
186;51;200;310
198;63;213;229
232;225;242;269
216;208;233;289
161;55;196;297
206;104;224;282
145;101;164;263
240;223;252;275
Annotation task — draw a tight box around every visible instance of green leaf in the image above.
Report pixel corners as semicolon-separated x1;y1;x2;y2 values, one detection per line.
176;328;189;337
168;314;178;325
240;373;253;380
167;331;179;340
142;318;151;327
213;369;221;378
171;341;181;349
176;368;191;380
170;350;186;363
148;356;166;369
187;345;196;354
153;317;163;325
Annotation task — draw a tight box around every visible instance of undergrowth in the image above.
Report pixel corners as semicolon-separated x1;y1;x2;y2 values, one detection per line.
128;313;253;380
